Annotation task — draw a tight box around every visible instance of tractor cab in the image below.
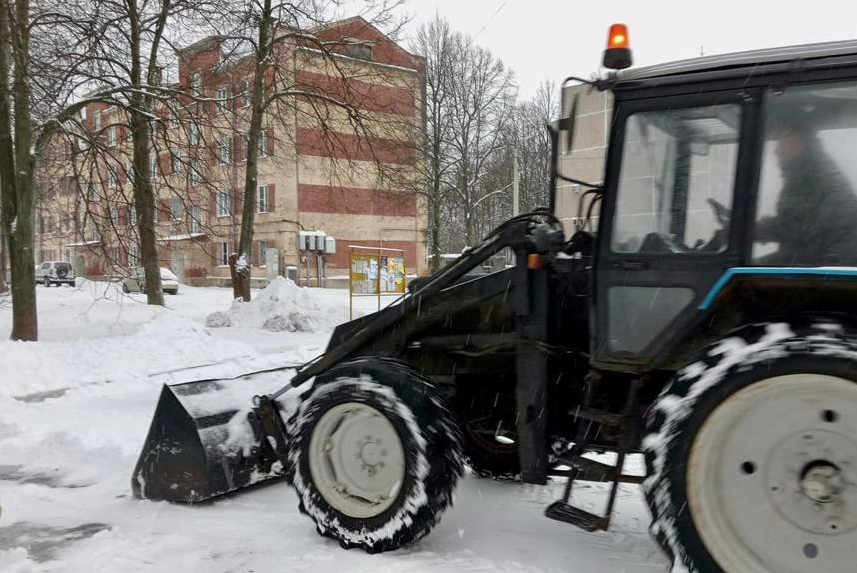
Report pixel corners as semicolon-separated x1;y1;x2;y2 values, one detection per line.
554;35;857;373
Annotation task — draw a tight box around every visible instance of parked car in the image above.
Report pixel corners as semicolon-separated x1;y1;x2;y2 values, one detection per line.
36;261;75;287
122;267;179;295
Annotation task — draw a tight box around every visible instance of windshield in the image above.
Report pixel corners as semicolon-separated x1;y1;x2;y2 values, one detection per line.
160;268;178;280
611;104;740;253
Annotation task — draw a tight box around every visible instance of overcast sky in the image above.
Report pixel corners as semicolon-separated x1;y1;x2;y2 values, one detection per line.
398;0;857;100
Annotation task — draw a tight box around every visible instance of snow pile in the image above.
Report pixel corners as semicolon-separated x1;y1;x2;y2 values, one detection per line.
0;313;258;399
206;277;341;333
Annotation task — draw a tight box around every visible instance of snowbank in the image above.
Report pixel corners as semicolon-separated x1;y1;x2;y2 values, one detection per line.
0;313;258;399
206;277;343;333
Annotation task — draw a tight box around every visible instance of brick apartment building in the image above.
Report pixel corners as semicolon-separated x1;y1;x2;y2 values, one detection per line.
35;16;427;285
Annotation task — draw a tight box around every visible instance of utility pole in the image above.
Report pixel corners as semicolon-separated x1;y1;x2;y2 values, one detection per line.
512;146;520;216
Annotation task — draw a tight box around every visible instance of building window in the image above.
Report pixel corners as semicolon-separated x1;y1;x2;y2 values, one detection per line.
171;197;183;221
171;151;182;173
218;136;231;165
189;122;200;146
190;159;201;185
110;246;120;264
93;111;101;131
257;184;268;213
217;190;230;217
128;244;139;266
258;129;268;157
219;241;230;266
241;79;250;107
126;161;134;184
107;124;116;146
216;86;228;113
258;239;269;266
190;71;202;96
108;166;118;188
110;206;119;225
169;108;179;128
190;205;201;233
149;153;158;176
345;39;373;61
129;205;137;226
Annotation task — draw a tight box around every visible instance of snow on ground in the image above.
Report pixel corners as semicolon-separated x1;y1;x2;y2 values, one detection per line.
0;280;667;573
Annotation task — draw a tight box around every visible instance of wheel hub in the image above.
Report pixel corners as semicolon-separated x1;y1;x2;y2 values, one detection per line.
765;429;857;535
687;374;857;573
308;402;406;519
357;437;387;475
801;461;843;504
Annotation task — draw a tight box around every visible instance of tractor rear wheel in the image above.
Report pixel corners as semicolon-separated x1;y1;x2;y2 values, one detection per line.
458;385;520;479
643;320;857;573
288;358;463;553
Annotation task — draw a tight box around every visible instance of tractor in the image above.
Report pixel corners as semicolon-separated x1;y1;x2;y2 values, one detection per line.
133;27;857;573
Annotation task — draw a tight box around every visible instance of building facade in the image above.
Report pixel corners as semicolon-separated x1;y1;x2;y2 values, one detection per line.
35;16;427;285
555;83;612;234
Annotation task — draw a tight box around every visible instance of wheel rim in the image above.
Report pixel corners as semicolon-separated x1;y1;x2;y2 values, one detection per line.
308;402;406;519
688;374;857;573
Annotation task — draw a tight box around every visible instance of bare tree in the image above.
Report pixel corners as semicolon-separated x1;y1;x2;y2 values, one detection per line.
411;16;454;272
0;0;36;339
46;0;231;306
515;80;558;212
445;35;516;248
220;0;416;300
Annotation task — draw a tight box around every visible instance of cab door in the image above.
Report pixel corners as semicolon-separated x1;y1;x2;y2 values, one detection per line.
592;91;756;368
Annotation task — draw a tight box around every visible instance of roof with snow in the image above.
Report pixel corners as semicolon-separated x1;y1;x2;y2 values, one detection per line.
617;39;857;83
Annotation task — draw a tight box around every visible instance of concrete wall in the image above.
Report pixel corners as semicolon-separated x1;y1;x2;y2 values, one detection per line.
556;84;613;235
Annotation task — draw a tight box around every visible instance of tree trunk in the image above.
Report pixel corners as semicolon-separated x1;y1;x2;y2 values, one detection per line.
127;0;163;306
132;118;163;305
0;0;37;340
429;176;441;272
0;214;7;292
130;110;163;306
235;0;273;302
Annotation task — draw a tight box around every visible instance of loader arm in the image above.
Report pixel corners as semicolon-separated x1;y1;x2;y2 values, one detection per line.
283;216;544;391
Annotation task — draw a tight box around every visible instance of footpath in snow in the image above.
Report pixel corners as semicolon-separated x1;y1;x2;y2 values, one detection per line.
0;279;666;573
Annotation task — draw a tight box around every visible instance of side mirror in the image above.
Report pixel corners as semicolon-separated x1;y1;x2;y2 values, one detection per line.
557;91;580;155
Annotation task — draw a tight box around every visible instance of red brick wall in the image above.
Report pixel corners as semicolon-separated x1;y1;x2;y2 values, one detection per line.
314;18;422;71
296;127;415;165
295;70;415;117
298;184;416;216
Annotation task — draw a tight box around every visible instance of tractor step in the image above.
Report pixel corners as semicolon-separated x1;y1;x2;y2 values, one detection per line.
544;501;608;532
554;454;645;484
547;377;642;533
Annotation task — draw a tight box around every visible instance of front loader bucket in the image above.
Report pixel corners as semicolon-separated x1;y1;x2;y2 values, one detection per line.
131;381;278;502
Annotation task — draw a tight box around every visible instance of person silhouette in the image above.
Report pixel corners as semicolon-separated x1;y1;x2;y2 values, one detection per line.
755;122;857;265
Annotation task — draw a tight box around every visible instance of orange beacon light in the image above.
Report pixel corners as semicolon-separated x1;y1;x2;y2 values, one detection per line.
603;24;633;70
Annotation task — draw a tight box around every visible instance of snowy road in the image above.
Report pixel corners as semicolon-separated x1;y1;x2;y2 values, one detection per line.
0;281;667;572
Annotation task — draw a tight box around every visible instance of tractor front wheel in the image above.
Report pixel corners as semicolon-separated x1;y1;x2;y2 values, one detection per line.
288;358;463;553
643;320;857;573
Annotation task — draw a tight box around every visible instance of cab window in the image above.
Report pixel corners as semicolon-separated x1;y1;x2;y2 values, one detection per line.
753;82;857;266
611;104;740;254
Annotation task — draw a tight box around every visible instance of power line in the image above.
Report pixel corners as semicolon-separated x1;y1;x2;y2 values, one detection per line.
474;0;511;39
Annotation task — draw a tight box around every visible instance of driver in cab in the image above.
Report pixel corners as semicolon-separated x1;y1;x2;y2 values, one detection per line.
755;122;857;265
